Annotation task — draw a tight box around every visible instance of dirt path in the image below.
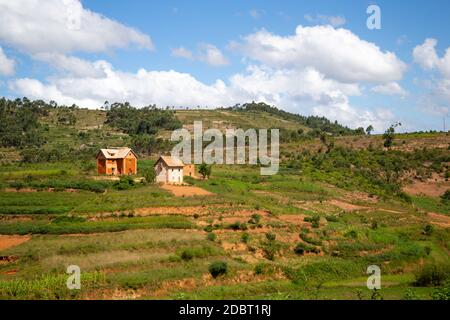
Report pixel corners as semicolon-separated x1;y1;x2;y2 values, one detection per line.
0;235;30;251
403;177;449;198
161;184;213;197
327;199;369;211
427;212;450;228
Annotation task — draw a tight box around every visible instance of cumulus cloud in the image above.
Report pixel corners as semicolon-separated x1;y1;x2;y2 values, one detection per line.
0;46;15;76
171;47;194;60
371;82;408;97
9;62;390;131
413;38;450;78
230;25;406;84
198;44;229;66
304;14;346;27
0;0;153;55
8;64;234;108
413;38;450;115
33;53;110;78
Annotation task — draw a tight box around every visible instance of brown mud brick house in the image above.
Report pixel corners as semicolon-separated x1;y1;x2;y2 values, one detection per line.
96;147;138;175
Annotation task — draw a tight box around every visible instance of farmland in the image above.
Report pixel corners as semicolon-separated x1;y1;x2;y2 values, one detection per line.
0;100;449;300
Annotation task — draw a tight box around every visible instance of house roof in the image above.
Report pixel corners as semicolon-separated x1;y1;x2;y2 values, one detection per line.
97;147;136;159
155;155;184;168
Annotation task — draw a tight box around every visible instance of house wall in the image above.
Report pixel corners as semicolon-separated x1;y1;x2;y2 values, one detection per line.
97;159;106;174
124;153;137;175
106;159;119;175
155;162;169;183
154;161;183;184
168;167;183;184
183;164;195;177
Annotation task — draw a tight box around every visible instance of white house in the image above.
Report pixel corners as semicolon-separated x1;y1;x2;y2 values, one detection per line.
154;156;184;184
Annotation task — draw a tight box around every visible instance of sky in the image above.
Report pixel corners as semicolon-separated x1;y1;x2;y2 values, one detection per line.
0;0;450;133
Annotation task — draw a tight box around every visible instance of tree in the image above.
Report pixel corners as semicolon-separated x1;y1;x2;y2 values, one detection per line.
383;122;401;148
142;167;156;184
366;125;374;135
198;163;211;179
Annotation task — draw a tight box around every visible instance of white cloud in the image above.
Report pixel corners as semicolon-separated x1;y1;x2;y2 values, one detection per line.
413;38;440;71
230;25;406;84
413;38;450;78
9;62;390;131
198;44;229;66
0;46;15;76
371;82;408;97
304;14;346;27
33;53;110;78
0;0;153;55
413;38;450;116
171;47;194;60
8;65;234;108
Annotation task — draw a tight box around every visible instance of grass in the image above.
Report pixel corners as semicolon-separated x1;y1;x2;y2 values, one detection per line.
0;216;194;235
0;123;449;299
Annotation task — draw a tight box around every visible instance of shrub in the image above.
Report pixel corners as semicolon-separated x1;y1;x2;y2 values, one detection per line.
180;250;193;261
432;280;450;300
294;242;320;255
113;175;135;190
248;214;261;224
203;225;213;233
142;167;156;184
209;261;228;278
423;224;434;236
304;215;320;228
414;263;450;287
241;232;250;243
325;215;339;222
299;232;322;246
441;190;450;203
265;232;276;241
206;232;216;242
228;222;247;231
344;230;358;239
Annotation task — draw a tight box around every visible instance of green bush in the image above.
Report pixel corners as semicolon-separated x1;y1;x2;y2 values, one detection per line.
423;224;434;236
414;263;450;287
206;232;216;242
113;175;135;190
248;214;261;224
432;280;450;300
209;261;228;278
304;215;320;228
241;232;250;243
265;232;276;241
344;230;358;239
294;242;320;255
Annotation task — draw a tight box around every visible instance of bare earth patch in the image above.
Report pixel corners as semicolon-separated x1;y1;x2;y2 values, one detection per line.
328;199;368;211
427;212;450;228
161;184;213;197
0;235;30;251
403;176;449;198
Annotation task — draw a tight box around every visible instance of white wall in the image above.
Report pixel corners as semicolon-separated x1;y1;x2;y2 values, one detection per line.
168;168;183;184
155;163;183;184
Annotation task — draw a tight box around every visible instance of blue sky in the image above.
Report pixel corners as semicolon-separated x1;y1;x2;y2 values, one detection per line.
1;0;450;132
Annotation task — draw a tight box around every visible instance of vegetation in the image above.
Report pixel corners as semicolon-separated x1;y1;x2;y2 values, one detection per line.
0;98;449;300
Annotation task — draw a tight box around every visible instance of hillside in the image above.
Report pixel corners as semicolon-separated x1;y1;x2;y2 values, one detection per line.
0;98;450;300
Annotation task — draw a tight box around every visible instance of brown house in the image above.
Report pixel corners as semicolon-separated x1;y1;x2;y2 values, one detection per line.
96;147;137;175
